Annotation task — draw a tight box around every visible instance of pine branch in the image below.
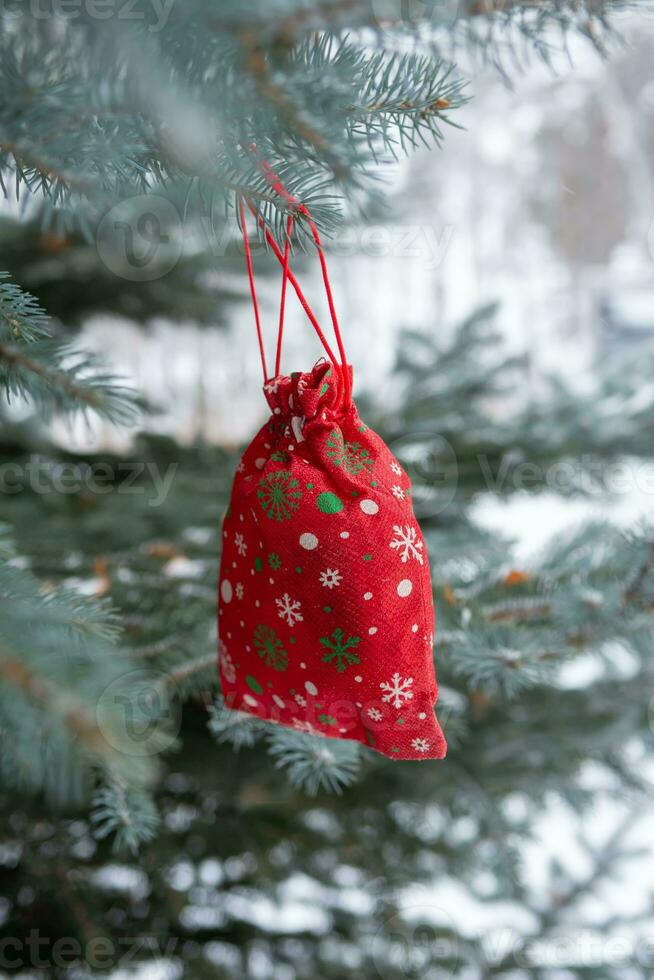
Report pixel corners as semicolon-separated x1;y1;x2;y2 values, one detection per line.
0;525;158;805
436;523;654;696
0;272;138;422
0;134;94;199
267;727;361;794
0;0;621;235
0;339;137;422
90;781;160;854
0;647;110;756
485;812;645;975
167;652;217;686
208;698;267;749
0;271;50;342
296;35;469;159
237;29;350;180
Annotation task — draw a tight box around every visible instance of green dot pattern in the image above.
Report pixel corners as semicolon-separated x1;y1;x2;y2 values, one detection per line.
316;491;344;514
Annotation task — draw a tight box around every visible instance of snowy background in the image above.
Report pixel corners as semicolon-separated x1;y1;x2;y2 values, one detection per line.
71;14;654;558
8;11;654;978
75;14;654;447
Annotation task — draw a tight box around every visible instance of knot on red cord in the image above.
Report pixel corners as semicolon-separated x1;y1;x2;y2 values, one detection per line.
262;360;352;424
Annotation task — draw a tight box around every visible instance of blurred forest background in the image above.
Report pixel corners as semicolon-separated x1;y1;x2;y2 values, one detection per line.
2;3;654;979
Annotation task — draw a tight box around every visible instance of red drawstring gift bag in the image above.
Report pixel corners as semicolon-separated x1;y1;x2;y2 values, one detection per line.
218;188;446;761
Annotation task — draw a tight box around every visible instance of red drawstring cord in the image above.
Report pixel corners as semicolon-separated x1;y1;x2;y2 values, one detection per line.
244;199;339;368
240;151;351;408
274;213;293;379
238;198;268;382
297;204;350;407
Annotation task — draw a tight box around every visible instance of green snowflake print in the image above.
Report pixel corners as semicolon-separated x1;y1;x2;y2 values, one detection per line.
257;469;302;522
271;450;290;463
268;552;282;570
253;624;288;672
325;429;373;476
320;627;361;673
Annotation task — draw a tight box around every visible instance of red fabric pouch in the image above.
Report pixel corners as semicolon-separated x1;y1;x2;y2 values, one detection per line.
218;190;446;761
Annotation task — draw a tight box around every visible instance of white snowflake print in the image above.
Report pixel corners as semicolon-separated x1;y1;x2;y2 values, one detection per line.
235;582;244;600
391;485;405;501
319;567;343;590
276;593;304;627
294;693;307;707
389;524;424;565
380;672;415;709
236;461;246;474
367;707;383;722
219;643;236;684
234;532;247;557
292;718;318;734
411;737;430;753
390;460;402;476
264;378;280;395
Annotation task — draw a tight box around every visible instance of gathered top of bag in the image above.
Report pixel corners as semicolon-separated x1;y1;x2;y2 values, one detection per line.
263;360;353;423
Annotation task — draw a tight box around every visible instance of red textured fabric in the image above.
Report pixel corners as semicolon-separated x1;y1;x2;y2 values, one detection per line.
218;359;447;760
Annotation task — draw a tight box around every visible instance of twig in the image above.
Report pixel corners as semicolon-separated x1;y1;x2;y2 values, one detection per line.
0;135;91;196
0;340;107;410
237;30;348;180
167;653;216;686
0;645;110;756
